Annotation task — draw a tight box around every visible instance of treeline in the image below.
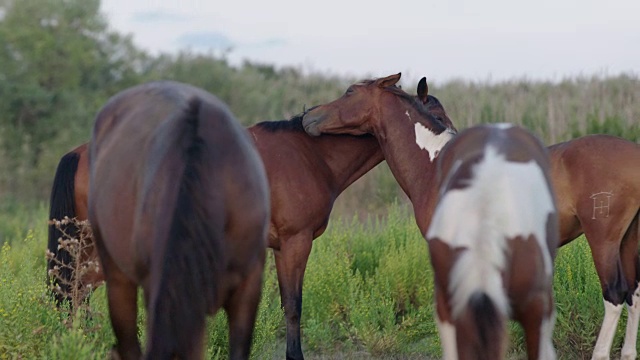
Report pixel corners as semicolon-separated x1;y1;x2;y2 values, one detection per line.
0;0;638;211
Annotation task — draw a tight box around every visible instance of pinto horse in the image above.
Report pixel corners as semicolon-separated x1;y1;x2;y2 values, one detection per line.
47;78;454;359
303;73;640;359
426;124;558;359
87;81;270;359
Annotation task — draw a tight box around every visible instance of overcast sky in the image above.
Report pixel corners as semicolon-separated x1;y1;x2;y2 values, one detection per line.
100;0;640;84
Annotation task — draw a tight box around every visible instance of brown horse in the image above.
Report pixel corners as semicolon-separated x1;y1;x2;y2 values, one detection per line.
47;78;454;359
548;135;640;360
303;73;640;359
302;72;455;236
426;124;558;359
87;81;270;359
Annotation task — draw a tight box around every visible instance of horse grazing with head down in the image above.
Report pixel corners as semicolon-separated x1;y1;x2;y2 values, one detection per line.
426;124;558;359
47;77;454;359
88;81;270;359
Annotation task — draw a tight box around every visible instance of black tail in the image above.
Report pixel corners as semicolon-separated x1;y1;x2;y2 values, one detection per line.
47;151;80;304
146;99;222;359
458;292;506;360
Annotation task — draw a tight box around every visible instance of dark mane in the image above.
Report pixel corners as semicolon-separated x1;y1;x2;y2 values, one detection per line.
254;114;305;132
426;95;443;109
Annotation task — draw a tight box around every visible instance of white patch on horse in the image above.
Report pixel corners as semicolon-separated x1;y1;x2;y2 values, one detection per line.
622;286;640;360
592;300;623;359
436;317;458;360
538;310;557;360
590;191;613;219
426;145;555;318
488;123;514;129
414;122;454;162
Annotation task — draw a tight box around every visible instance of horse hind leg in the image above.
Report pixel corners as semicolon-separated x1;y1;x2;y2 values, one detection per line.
94;229;141;360
583;223;629;360
621;286;640;360
514;291;556;360
620;210;640;360
225;254;266;360
434;286;458;360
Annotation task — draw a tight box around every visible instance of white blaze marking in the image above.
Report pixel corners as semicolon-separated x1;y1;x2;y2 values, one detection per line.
436;317;458;360
426;145;555;318
414;122;454;161
592;300;623;359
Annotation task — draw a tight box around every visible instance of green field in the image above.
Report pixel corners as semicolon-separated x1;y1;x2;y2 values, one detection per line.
0;203;626;359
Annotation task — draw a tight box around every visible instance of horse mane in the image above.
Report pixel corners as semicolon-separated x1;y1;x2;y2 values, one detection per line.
354;78;443;123
384;84;447;131
425;95;444;109
254;113;305;132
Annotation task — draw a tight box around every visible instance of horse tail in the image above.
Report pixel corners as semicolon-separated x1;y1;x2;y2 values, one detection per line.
457;292;507;360
145;98;222;359
47;150;80;304
449;240;509;360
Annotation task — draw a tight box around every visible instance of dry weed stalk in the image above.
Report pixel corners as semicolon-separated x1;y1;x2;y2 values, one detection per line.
46;216;102;326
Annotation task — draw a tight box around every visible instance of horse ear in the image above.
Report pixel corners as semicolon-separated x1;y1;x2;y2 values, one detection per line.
417;77;428;104
376;73;402;88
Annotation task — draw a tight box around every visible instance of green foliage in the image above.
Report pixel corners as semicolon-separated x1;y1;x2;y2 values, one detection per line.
1;204;637;358
0;0;148;200
569;113;640;142
45;325;108;360
552;239;609;359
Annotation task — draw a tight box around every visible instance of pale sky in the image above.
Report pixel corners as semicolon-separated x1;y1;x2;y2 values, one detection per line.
100;0;640;84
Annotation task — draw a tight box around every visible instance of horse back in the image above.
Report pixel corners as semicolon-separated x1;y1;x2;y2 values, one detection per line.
428;124;557;309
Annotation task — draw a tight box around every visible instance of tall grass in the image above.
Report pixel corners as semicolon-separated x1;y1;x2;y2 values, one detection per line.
0;204;634;358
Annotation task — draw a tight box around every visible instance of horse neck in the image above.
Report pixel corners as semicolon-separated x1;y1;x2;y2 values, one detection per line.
375;106;449;235
314;135;384;192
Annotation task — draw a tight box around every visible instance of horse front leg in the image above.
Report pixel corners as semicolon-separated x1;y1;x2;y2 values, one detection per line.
273;232;313;360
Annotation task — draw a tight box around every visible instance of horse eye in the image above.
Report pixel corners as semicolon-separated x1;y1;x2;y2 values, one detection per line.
345;87;354;95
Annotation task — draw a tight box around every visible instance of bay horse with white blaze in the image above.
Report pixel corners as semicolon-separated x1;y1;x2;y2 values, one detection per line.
303;73;640;359
47;77;454;359
88;81;270;359
427;124;558;359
